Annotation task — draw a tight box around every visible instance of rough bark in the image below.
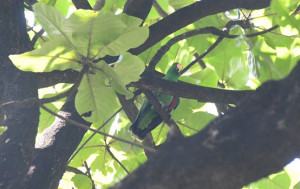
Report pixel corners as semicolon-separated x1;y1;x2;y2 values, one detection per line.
0;1;39;188
112;62;300;189
25;94;90;189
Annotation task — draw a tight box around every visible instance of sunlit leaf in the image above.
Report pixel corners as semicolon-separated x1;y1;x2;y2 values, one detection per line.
9;37;81;72
33;3;69;39
0;127;7;136
38;0;57;6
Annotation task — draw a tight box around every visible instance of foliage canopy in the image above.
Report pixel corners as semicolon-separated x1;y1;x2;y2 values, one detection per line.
3;0;300;188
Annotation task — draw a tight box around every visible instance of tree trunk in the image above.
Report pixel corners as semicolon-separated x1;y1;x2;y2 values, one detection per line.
0;1;39;188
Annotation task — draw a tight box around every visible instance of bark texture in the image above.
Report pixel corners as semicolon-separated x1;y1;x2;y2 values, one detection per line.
0;1;39;188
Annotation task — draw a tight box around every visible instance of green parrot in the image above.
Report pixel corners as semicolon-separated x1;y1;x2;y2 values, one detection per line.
130;63;183;140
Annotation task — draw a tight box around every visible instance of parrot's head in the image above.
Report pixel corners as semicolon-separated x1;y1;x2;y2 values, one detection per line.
165;62;182;82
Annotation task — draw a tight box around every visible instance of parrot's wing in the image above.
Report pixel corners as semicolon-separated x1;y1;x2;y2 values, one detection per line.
130;115;162;140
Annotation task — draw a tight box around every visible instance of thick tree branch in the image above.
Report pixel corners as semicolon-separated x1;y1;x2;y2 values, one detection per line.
72;0;92;10
112;61;300;189
133;77;254;104
130;0;271;55
0;68;85;111
123;0;154;21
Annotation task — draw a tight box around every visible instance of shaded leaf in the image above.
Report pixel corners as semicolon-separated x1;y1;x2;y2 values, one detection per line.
71;174;92;189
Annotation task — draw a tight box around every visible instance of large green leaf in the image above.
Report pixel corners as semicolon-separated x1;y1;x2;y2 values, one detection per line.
94;14;149;58
93;53;145;98
33;3;74;47
75;71;120;123
64;11;127;57
205;38;249;89
93;61;133;98
271;0;300;31
113;52;145;85
9;37;81;72
62;10;148;58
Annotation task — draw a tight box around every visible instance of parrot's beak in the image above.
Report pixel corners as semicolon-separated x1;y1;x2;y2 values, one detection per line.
177;63;183;71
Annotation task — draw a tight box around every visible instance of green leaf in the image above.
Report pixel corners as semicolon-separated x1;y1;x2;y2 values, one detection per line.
33;3;67;39
0;126;7;136
226;57;250;89
205;38;249;89
182;67;219;87
55;0;73;17
69;130;105;167
75;71;120;123
169;0;195;10
95;14;149;58
94;61;133;98
64;11;149;58
71;174;92;189
244;170;291;189
294;181;300;189
38;0;57;6
271;0;300;32
113;52;145;85
151;123;169;145
9;37;81;72
262;34;276;50
65;11;126;57
179;111;216;136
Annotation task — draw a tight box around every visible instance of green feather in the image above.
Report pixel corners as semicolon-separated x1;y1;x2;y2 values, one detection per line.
130;63;182;140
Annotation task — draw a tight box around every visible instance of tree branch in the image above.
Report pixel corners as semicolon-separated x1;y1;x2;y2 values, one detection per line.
130;0;271;55
72;0;92;10
132;77;254;104
142;90;184;139
153;0;168;18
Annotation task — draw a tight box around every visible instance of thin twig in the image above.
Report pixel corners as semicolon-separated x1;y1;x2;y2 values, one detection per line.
176;121;200;132
40;104;156;152
106;145;129;174
66;166;86;175
181;36;224;74
153;0;168;18
84;161;96;189
24;4;33;11
31;29;45;46
68;108;122;164
148;26;221;71
148;24;279;72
